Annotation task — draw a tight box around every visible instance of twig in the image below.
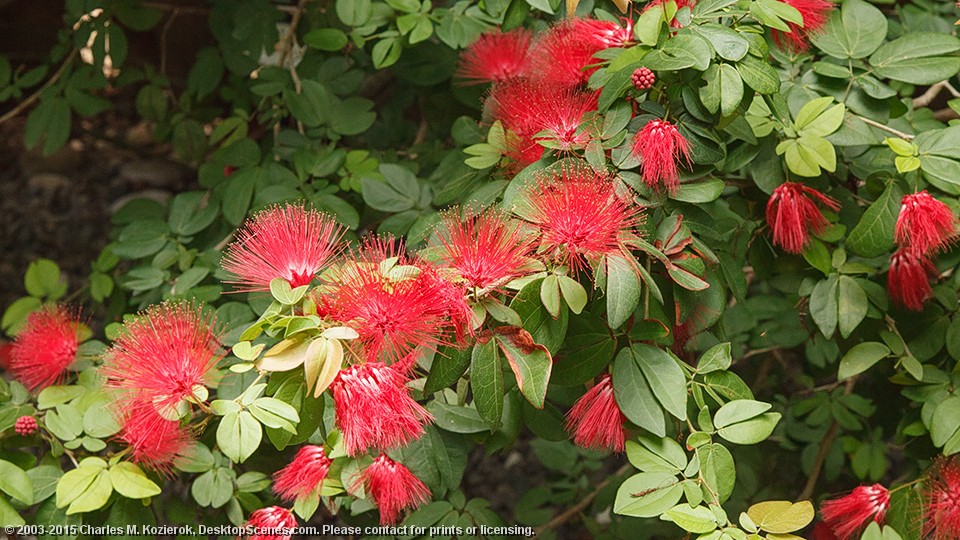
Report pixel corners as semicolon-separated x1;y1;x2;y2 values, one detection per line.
278;0;311;72
798;376;858;500
913;81;960;108
854;115;915;140
0;50;77;126
534;463;632;535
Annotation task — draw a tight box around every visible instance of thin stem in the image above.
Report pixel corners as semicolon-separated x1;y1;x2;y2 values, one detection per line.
0;50;77;126
855;115;915;140
798;376;858;500
534;463;632;535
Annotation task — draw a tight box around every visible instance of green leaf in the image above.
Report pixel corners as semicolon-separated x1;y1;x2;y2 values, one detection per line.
24;259;64;298
714;400;772;428
511;279;568;354
632;344;688;421
869;33;960;85
0;495;24;526
426;402;491;434
717;412;781;444
810;0;887;59
931;396;960;449
614;472;683;517
540;275;561;319
552;313;616;386
607;255;641;329
217;411;262;463
662;504;718;533
838;275;868;338
694;24;749;61
557;275;587;315
838;342;890;380
0;460;33;505
303;28;349;51
746;500;815;534
613;348;666;437
424;345;472;394
65;469;112;515
336;0;371;25
27;466;62;503
626;436;688;472
698;443;736;502
56;466;99;509
736;54;780;94
810;275;839;338
847;182;902;257
471;339;504;429
697;342;732;373
37;385;85;410
643;34;712;71
496;334;552;409
109;462;161;499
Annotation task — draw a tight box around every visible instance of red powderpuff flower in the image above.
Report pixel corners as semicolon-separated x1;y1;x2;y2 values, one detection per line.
535;86;599;152
273;445;332;501
222;203;344;292
528;20;614;86
358;454;431;525
436;210;536;292
925;457;960;540
118;400;193;472
525;166;642;273
243;506;297;540
9;305;81;390
819;484;890;540
489;80;598;157
457;28;531;84
570;17;633;48
330;360;432;455
887;248;935;311
896;191;957;255
488;78;550;138
322;240;470;361
772;0;834;52
565;374;627;452
631;119;692;193
101;303;223;412
503;131;544;170
765;182;841;254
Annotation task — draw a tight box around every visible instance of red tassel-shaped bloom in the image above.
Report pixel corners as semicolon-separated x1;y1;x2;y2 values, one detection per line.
772;0;834;52
273;445;333;501
330;361;432;455
887;248;935;311
565;374;627;452
524;165;642;273
765;182;841;254
925;458;960;540
569;18;633;49
243;506;297;540
359;454;431;525
102;303;222;413
436;210;536;292
631;119;692;193
528;20;615;86
457;28;531;84
896;191;957;255
118;400;193;472
10;305;81;390
222;203;344;292
819;484;890;540
321;239;469;361
534;86;599;152
488;78;548;139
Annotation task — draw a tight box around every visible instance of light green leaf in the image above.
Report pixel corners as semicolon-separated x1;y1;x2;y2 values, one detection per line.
838;276;868;338
0;460;33;505
614;472;683;517
613;348;666;437
838;342;890;380
662;504;719;534
632;344;688;421
109;462;161;499
809;0;887;59
869;33;960;85
606;255;641;329
746;500;815;534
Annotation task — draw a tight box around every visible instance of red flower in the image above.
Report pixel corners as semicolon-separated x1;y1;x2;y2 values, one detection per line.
102;303;222;413
524;165;642;273
535;86;599;152
771;0;834;52
488;78;550;138
896;191;957;255
765;182;840;254
925;457;960;540
330;360;432;456
503;131;544;170
222;203;344;292
273;445;332;501
488;79;599;155
321;239;469;361
243;506;297;540
436;210;536;292
358;454;431;525
631;119;692;193
887;248;935;311
457;28;531;84
819;484;890;540
9;305;81;390
569;18;633;49
118;400;192;472
528;20;613;86
565;374;627;452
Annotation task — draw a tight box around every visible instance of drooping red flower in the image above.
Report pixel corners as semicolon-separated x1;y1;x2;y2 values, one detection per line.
569;17;633;49
896;191;957;255
925;457;960;540
358;454;431;525
436;210;536;292
523;165;642;273
330;360;432;456
565;374;627;452
631;119;692;193
765;182;841;254
771;0;834;52
887;248;935;311
9;305;81;390
321;239;470;361
14;416;37;436
118;400;193;472
273;445;332;501
457;28;532;84
222;203;344;292
243;506;297;540
101;303;223;413
528;20;618;86
819;484;890;540
488;78;550;138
